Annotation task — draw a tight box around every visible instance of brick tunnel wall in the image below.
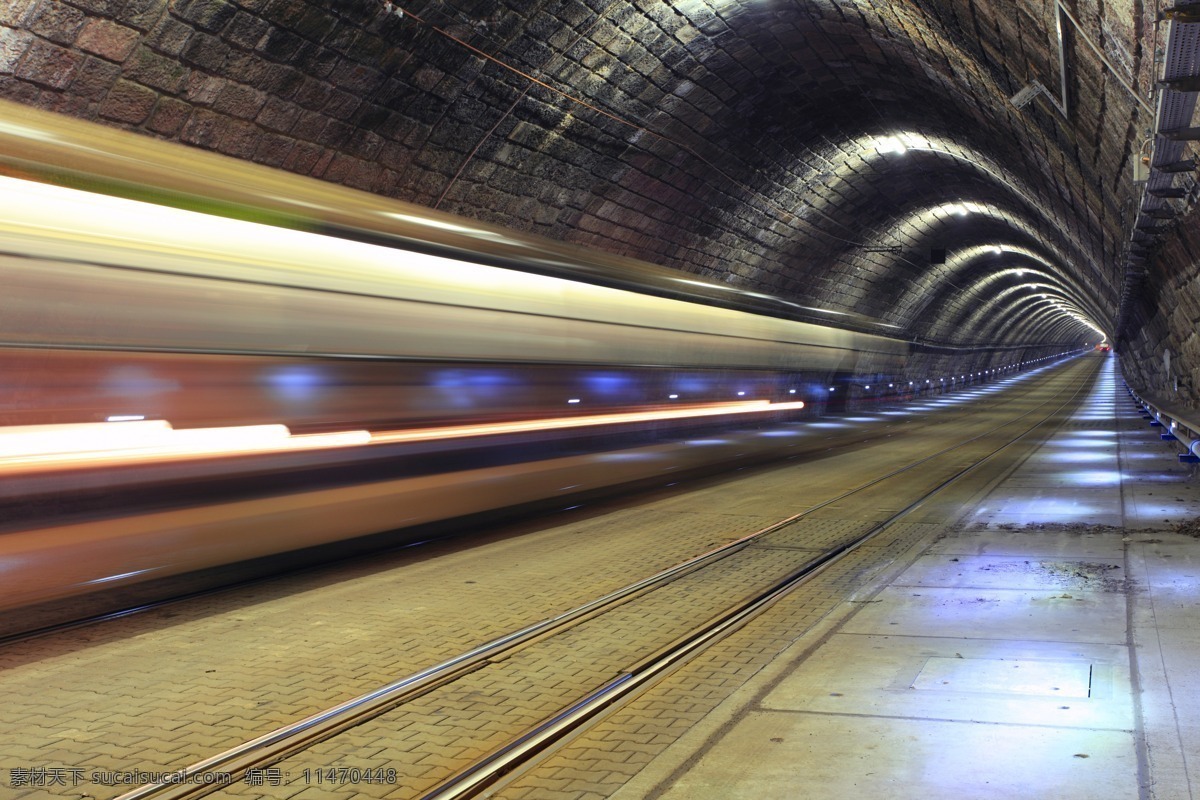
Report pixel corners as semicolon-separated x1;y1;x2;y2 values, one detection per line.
1121;220;1200;410
0;0;1105;389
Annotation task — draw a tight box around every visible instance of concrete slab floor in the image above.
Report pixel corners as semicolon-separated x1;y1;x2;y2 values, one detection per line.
617;357;1200;799
658;712;1138;800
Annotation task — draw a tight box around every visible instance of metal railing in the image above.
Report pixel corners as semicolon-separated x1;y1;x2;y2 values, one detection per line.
1125;382;1200;462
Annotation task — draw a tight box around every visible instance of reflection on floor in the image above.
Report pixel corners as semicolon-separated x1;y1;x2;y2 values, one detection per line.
630;357;1200;800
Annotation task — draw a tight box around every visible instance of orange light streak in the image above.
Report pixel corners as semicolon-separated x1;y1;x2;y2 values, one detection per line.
0;400;803;475
368;400;805;445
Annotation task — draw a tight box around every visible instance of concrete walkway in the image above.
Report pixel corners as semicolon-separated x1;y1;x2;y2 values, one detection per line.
609;355;1200;799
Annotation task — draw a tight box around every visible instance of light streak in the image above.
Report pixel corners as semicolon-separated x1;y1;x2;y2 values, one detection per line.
0;400;805;474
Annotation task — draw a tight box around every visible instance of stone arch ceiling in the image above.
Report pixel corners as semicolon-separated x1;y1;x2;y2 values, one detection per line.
0;0;1174;356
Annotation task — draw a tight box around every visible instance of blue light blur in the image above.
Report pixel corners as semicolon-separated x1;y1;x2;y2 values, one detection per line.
430;368;513;407
675;375;711;393
103;366;180;396
584;372;632;397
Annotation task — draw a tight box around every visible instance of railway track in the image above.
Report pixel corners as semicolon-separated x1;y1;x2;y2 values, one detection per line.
103;357;1099;800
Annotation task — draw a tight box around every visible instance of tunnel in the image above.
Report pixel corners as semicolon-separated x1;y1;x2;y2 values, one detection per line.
1;1;1199;798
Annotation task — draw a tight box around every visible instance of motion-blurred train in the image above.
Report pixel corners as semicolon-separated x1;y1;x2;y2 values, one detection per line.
0;100;908;619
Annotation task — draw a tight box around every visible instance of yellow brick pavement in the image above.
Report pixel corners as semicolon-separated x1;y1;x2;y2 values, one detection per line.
0;506;784;800
491;528;932;800
0;367;1080;799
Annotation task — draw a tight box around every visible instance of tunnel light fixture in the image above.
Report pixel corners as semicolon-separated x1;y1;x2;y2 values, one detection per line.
568;398;581;404
875;135;907;155
788;389;796;394
668;394;679;399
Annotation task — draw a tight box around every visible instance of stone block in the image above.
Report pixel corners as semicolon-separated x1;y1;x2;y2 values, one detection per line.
316;116;353;148
255;96;300;132
180;31;229;71
322;88;359;120
231;0;273;12
15;38;83;88
305;45;339;79
39;89;95;116
146;15;192;56
292;76;332;110
328;58;384;94
213;81;267;119
0;75;39;102
251;63;305;97
184;70;223;104
322;21;360;54
180;106;222;148
27;2;86;45
98;77;158;124
115;0;167;31
0;26;33;73
281;140;326;174
64;1;116;19
146;95;191;135
323;152;379;191
76;17;141;62
377;139;412;172
290;108;328;141
348;101;389;131
252;131;294;166
281;3;334;43
0;0;37;27
126;44;189;94
69;55;121;99
216;117;258;157
344;129;382;160
224;10;269;50
254;24;303;60
170;0;236;34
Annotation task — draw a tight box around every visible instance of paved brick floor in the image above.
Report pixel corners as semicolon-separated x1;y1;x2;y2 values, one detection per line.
0;358;1118;800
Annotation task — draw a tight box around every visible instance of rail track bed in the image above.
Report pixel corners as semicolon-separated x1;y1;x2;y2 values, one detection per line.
1;358;1101;800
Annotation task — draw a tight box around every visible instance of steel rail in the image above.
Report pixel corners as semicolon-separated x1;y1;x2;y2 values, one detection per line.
113;357;1094;800
0;356;1066;647
421;358;1099;800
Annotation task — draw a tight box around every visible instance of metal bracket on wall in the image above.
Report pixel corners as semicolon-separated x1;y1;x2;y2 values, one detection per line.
1117;12;1200;343
1017;3;1156;120
1051;1;1157;119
